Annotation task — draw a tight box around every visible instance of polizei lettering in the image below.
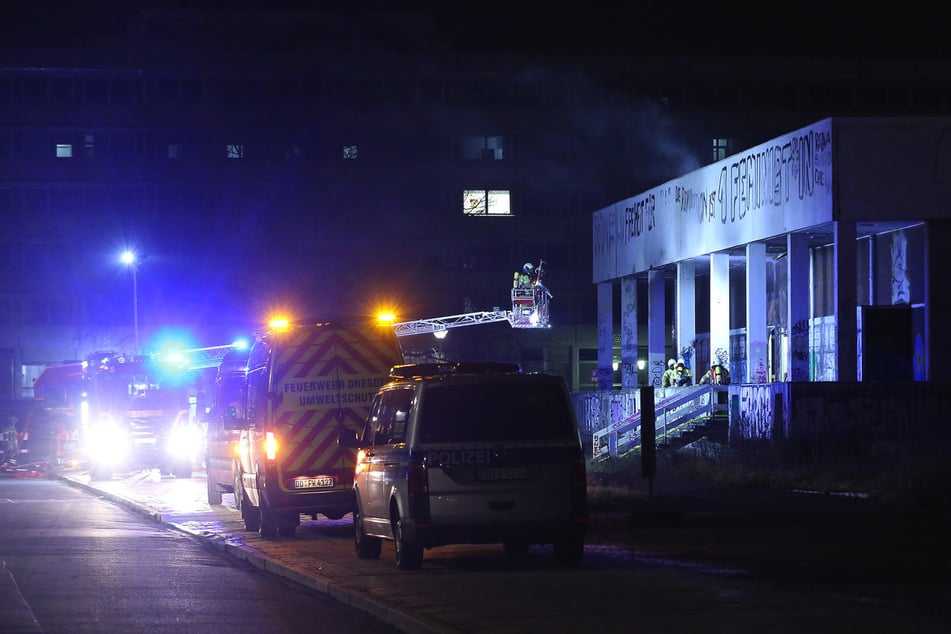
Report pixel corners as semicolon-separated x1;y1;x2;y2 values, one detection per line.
427;449;492;466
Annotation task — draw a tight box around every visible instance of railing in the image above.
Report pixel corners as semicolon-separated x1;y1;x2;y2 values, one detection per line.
590;385;728;460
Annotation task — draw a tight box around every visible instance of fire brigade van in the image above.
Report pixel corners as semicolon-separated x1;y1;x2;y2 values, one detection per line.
234;317;404;538
204;345;251;505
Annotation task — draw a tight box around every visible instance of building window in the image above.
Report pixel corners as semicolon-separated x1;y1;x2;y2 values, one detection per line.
712;137;729;162
463;189;511;216
462;135;503;160
83;133;95;158
226;144;244;159
55;144;72;158
343;145;358;159
167;144;180;158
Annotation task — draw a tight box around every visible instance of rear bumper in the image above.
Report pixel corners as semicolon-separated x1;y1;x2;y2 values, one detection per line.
405;517;587;549
261;484;353;518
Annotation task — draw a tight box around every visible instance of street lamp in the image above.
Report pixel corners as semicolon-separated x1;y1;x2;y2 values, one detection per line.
120;250;139;354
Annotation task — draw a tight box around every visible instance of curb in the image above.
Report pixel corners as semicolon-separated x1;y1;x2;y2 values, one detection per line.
57;474;448;634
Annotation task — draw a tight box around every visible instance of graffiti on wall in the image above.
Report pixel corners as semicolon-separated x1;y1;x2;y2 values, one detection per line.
650;358;665;388
890;230;910;304
811;316;837;381
789;318;810;381
621;362;637;389
593;119;833;282
736;384;775;440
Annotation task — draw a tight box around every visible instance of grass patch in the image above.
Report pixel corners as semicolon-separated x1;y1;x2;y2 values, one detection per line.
586;440;951;511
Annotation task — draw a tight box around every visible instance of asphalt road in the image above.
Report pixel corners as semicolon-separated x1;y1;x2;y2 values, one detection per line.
0;477;402;634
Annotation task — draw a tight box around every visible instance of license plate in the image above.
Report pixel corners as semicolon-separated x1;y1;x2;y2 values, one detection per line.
476;467;527;481
292;476;335;489
133;437;157;446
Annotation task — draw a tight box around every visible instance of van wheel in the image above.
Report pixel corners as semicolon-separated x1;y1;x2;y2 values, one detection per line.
553;531;585;566
260;503;279;539
206;471;223;506
393;514;423;570
236;472;260;532
233;471;243;512
354;504;382;559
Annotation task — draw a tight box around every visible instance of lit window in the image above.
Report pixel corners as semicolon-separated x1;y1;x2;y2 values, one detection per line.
343;145;358;159
463;189;511;216
462;135;503;160
55;144;72;158
712;137;729;162
226;144;244;159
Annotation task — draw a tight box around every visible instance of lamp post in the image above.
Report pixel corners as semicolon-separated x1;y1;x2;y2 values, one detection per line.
120;250;139;354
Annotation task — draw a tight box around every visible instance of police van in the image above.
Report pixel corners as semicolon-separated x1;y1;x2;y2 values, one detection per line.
234;317;404;538
340;361;588;569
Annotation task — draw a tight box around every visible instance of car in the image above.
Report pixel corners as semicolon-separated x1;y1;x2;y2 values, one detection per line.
339;361;588;570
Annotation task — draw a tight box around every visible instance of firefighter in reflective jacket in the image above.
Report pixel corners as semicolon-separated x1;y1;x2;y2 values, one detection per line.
1;417;18;464
674;359;692;386
699;363;731;385
661;359;677;387
514;262;534;288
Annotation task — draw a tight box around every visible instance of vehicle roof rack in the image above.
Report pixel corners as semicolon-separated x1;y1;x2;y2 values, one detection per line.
389;361;522;379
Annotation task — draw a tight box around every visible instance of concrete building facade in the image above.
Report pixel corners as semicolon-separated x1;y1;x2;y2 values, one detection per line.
594;117;951;388
588;117;951;451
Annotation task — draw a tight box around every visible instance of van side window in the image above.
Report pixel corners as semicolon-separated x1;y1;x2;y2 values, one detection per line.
363;396;384;445
246;367;268;425
373;387;414;446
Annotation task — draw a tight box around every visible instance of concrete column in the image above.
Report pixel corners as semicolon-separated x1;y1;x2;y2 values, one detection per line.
596;282;614;390
746;242;767;383
709;252;730;374
620;275;638;389
787;232;810;382
676;260;696;370
924;220;951;382
647;269;666;388
835;221;857;381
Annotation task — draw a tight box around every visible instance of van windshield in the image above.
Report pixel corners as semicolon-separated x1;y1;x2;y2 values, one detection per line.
417;380;575;443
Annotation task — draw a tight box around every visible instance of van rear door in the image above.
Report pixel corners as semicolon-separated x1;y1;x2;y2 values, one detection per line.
269;321;403;497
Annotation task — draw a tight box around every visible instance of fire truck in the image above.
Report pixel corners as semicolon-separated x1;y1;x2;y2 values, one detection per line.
81;350;204;481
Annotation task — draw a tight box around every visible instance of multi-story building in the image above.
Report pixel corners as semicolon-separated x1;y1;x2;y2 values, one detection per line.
2;6;950;398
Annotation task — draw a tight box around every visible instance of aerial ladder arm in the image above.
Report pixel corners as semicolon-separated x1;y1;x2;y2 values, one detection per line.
394;260;552;337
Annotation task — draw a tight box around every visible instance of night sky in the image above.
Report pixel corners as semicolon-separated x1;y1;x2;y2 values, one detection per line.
4;1;948;57
4;1;949;352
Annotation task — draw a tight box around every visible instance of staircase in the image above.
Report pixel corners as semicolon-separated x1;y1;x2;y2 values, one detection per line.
591;385;729;460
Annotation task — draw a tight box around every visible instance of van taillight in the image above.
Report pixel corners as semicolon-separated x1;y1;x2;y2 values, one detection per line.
407;459;428;495
264;431;277;461
407;458;431;525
